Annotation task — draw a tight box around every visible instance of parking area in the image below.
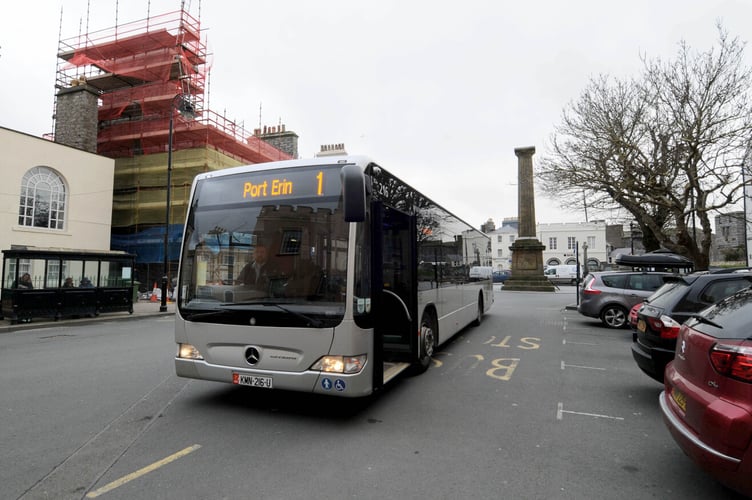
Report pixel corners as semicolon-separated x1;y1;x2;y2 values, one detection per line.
479;288;746;498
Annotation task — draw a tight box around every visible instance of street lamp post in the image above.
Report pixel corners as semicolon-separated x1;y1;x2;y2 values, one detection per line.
575;241;580;306
161;94;195;312
630;222;636;255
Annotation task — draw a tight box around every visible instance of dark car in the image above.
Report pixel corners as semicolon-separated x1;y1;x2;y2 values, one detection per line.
578;271;672;328
659;287;752;497
632;271;752;382
493;270;511;283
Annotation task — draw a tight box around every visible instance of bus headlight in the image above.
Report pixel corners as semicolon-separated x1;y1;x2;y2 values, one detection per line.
311;355;366;374
178;343;204;360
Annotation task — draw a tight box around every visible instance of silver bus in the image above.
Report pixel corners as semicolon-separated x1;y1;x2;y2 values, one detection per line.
175;156;493;397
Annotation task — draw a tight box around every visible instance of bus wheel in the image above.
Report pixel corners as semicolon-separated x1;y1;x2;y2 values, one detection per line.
471;293;483;326
412;312;436;374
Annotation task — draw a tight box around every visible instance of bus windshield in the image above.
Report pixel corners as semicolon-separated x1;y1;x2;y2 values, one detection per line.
178;164;350;328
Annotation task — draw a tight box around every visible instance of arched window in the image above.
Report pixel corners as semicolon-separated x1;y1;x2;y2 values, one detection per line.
586;258;601;272
18;167;67;230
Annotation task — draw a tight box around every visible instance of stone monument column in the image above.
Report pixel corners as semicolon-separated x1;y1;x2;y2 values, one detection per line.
503;146;555;291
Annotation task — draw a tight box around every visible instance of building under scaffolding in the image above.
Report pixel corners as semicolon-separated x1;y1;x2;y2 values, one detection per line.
52;7;298;289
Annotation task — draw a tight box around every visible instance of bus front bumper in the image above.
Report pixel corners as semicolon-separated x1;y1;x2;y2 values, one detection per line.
175;358;374;398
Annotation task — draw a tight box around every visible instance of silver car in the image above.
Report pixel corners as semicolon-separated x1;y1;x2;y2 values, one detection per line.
578;271;672;328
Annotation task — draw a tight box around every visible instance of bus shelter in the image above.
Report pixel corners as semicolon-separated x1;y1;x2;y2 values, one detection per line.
1;247;136;324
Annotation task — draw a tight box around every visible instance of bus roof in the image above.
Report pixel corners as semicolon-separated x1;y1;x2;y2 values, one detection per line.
194;155;376;182
190;155;489;243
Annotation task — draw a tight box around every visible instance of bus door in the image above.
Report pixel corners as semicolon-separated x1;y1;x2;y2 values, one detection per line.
371;202;418;387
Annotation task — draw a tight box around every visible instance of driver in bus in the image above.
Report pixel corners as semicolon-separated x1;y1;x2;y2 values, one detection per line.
237;244;280;290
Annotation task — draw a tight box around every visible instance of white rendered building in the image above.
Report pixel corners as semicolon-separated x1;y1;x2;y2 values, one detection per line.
0;127;114;253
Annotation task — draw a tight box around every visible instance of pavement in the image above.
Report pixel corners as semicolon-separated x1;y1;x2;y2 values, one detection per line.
0;299;175;334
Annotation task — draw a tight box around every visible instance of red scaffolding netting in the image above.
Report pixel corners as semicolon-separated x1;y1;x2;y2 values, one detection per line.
54;8;291;163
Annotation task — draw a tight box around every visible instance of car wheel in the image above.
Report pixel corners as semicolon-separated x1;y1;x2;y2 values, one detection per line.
600;305;627;329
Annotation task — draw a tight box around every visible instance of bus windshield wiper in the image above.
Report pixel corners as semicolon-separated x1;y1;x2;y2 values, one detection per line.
187;302;324;327
222;300;324;327
690;313;724;329
261;302;324;327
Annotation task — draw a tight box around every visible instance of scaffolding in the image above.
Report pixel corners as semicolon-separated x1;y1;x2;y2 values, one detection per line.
54;8;291;163
52;7;294;287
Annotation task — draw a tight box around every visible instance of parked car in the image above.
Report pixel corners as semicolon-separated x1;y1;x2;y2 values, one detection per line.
659;287;752;497
469;266;493;281
632;271;752;382
627;301;642;331
543;264;579;285
627;278;695;338
493;270;511;283
578;271;672;328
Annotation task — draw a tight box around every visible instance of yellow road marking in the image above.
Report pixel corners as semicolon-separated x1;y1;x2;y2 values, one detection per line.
86;444;201;498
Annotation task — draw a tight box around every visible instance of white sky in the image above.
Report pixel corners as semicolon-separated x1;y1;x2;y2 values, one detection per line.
1;0;751;229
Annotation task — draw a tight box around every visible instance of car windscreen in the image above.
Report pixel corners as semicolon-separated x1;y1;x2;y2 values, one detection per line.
689;286;752;339
644;280;687;308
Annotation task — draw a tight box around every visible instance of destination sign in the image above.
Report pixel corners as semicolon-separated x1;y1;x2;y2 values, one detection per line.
196;164;346;206
242;177;296;198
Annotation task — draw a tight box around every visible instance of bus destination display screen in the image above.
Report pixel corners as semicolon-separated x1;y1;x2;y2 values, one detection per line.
198;164;345;205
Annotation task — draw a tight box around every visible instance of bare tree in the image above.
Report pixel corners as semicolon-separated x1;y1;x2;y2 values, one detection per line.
537;25;752;270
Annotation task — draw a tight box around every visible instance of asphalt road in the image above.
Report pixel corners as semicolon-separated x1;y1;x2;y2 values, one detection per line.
0;288;743;499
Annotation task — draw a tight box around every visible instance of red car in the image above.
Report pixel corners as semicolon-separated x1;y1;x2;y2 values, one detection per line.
628;302;642;331
659;286;752;497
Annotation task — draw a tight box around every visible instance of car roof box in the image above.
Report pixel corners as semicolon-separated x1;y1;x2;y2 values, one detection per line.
615;250;694;273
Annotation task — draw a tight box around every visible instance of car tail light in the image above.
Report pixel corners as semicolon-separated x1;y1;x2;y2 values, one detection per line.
710;344;752;383
628;304;641;326
647;314;681;339
582;277;601;295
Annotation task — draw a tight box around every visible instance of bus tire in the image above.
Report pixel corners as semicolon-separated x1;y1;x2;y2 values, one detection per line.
412;310;437;374
471;293;483;326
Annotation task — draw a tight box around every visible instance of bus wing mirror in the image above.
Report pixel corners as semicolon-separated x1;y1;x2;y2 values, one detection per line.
341;164;366;222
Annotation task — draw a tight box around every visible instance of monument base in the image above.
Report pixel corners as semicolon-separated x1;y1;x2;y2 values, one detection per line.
502;276;557;292
503;238;555;292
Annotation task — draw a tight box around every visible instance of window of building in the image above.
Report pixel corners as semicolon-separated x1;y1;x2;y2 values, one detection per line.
18;166;67;230
279;229;302;255
587;236;596;248
3;259;31;288
567;236;577;250
497;249;503;258
46;260;61;288
497;235;502;243
509;235;515;243
549;237;557;250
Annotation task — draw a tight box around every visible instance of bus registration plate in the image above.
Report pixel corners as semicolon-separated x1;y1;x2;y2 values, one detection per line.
233;373;273;389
